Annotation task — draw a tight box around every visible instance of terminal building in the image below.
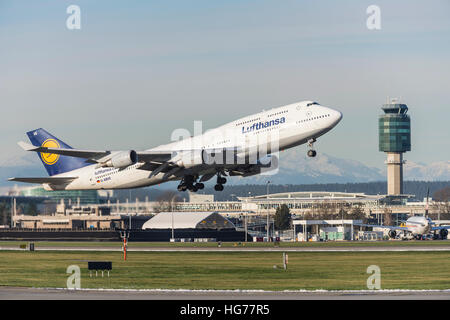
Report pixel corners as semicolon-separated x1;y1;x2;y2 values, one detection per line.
238;191;384;215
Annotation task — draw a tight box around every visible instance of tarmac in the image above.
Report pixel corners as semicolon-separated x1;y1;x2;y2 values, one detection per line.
1;286;450;300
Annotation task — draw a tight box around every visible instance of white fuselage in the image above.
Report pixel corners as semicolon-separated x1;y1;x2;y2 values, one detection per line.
50;101;342;190
402;216;432;236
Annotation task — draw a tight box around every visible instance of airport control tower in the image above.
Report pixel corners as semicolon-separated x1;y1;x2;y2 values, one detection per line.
379;99;411;195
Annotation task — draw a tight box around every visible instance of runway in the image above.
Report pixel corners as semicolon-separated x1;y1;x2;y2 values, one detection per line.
1;286;449;300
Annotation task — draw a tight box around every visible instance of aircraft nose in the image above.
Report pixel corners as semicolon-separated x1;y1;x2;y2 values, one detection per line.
328;108;343;127
334;109;343;121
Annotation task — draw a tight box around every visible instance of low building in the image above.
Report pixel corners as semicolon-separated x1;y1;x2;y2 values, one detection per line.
138;211;248;242
142;212;235;230
293;219;363;241
14;211;122;230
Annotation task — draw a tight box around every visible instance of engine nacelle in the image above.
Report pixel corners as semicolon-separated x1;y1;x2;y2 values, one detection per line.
173;150;206;168
241;165;264;177
388;230;397;239
440;229;448;239
229;156;278;177
43;183;67;191
104;151;138;168
43;183;54;191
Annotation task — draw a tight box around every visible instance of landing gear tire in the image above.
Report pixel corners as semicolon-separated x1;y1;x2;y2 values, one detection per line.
388;230;397;239
307;150;317;157
195;183;205;190
179;179;204;193
217;177;227;184
214;173;226;191
178;174;197;192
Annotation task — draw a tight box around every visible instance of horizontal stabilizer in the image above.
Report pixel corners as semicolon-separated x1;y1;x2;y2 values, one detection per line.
18;140;109;160
18;141;38;151
353;223;410;231
8;177;77;184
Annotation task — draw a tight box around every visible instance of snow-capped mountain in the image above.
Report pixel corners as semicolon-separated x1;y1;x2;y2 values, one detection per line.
403;160;450;181
232;149;449;184
234;149;385;184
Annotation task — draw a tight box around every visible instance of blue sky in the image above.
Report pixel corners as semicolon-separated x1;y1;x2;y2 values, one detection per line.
1;0;449;169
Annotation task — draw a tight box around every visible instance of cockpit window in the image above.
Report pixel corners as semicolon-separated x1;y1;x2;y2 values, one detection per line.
306;102;319;107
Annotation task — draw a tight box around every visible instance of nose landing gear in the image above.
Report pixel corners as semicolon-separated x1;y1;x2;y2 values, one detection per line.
307;138;317;157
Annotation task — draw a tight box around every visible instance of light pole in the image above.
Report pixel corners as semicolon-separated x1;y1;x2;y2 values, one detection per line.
266;181;270;241
230;193;236;212
245;191;251;242
170;195;178;241
171;210;174;241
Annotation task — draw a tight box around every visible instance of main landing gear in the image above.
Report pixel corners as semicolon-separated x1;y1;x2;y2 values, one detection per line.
177;175;205;192
307;138;317;157
214;173;226;191
177;172;227;192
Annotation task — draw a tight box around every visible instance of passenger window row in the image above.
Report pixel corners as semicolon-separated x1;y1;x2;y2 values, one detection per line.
236;117;261;126
297;114;330;124
268;110;288;117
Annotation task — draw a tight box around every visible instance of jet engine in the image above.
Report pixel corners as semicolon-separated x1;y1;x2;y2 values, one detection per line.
103;151;138;168
228;155;278;177
173;150;207;168
440;229;448;240
388;230;397;239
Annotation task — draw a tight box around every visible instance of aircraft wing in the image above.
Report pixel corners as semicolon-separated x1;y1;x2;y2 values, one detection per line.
18;141;173;163
431;225;450;231
8;177;77;184
353;223;410;231
18;141;244;165
18;140;253;180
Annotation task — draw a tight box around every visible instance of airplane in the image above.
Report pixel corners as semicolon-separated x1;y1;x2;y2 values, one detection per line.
9;100;342;192
355;216;450;240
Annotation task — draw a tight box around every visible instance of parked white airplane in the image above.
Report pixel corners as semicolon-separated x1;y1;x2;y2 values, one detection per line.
9;100;342;192
356;216;450;240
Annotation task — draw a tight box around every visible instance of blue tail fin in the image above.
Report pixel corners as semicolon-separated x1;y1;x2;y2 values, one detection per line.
26;128;90;176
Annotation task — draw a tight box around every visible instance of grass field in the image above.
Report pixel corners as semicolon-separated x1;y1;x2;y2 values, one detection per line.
0;250;449;290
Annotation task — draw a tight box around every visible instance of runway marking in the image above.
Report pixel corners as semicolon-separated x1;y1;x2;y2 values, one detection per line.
2;286;449;301
23;287;450;294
